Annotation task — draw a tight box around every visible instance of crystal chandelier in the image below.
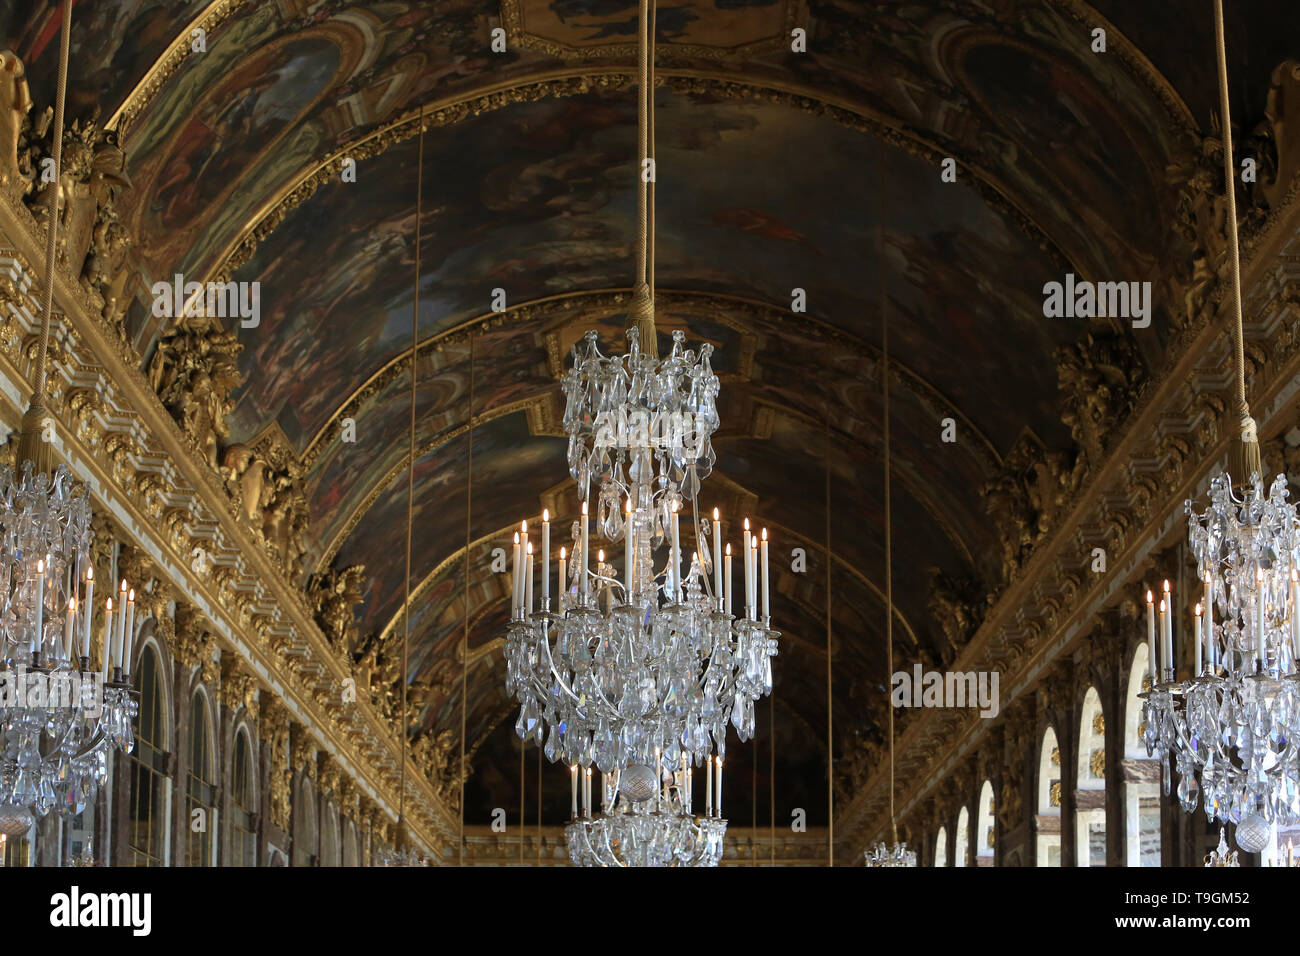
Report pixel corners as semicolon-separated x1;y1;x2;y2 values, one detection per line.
502;0;776;867
564;762;726;867
865;841;917;867
1140;0;1300;858
0;0;136;836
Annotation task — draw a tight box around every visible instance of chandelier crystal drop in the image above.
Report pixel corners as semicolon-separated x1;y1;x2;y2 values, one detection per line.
0;462;137;823
1142;472;1300;836
864;841;917;867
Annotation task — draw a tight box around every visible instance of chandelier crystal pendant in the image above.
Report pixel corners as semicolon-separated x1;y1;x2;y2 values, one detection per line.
0;0;136;835
1139;0;1300;857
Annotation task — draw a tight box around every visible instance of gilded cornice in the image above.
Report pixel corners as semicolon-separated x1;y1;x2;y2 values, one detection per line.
107;0;245;136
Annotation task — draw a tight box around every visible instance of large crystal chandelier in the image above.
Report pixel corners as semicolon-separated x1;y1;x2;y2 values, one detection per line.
502;0;776;866
1139;0;1299;857
0;0;136;838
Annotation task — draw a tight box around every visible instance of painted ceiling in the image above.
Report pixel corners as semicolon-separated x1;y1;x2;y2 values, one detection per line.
8;0;1299;829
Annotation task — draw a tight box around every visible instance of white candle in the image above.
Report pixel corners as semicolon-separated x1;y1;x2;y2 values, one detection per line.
580;501;590;603
750;538;758;619
715;756;723;817
125;589;136;673
102;598;113;678
1163;580;1173;675
760;528;770;620
680;754;688;810
116;579;127;665
33;559;45;655
1158;598;1168;679
559;547;567;605
1257;567;1267;668
82;568;93;659
1146;590;1156;683
63;597;75;660
584;768;592;818
742;519;751;611
713;508;723;611
1194;603;1203;676
541;509;550;607
724;545;732;617
743;528;753;618
670;500;681;603
706;753;713;816
598;550;607;612
570;765;578;818
1206;573;1216;672
625;498;634;597
525;542;533;617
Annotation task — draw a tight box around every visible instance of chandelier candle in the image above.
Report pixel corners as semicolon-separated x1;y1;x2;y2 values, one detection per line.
724;544;732;617
706;752;713;816
580;501;589;603
1194;603;1202;676
125;590;135;674
1255;567;1266;669
101;599;113;678
570;765;578;817
713;509;723;610
525;542;534;618
542;510;550;607
625;499;634;593
670;499;681;603
558;547;566;602
82;568;93;658
32;560;44;656
761;528;770;621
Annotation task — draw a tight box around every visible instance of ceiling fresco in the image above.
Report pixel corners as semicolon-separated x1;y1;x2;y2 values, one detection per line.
7;0;1292;832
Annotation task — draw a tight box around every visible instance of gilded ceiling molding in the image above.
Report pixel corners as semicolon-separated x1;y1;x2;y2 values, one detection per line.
500;0;809;61
202;67;1078;289
305;287;997;577
106;0;245;136
313;392;559;573
1052;0;1197;133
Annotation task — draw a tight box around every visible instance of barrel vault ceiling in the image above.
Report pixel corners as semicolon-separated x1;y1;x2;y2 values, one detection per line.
7;0;1298;832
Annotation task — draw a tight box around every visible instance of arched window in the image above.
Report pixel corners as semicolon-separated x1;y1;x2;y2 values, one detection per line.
1036;727;1061;866
127;645;169;866
187;690;217;866
231;727;257;866
342;819;359;867
1124;643;1161;865
954;806;970;867
321;801;340;867
934;826;948;867
976;780;995;864
293;776;318;866
1076;687;1106;866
